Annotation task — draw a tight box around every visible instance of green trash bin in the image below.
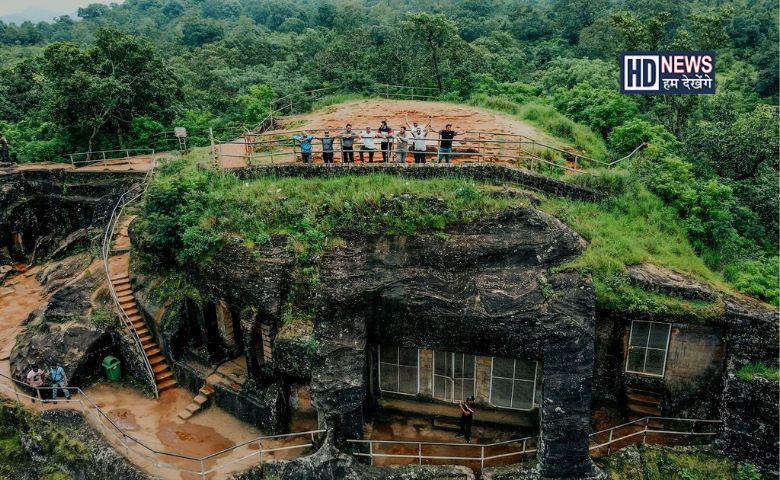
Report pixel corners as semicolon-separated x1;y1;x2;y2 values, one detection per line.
102;356;121;381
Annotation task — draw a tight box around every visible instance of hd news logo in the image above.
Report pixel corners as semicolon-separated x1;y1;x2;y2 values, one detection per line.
620;51;715;94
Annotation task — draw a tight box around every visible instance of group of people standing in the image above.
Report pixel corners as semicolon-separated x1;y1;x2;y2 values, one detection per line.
291;115;466;165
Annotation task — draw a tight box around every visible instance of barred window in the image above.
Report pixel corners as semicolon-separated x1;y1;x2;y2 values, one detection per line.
379;345;419;395
433;351;476;402
489;358;537;410
625;321;671;377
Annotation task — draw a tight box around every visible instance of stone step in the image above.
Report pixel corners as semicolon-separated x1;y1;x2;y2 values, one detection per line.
148;354;166;366
133;326;148;335
432;417;461;432
186;403;201;414
193;394;209;405
200;385;215;395
117;293;134;302
112;278;130;287
158;378;177;392
111;275;129;282
127;313;143;322
155;370;174;382
112;245;131;253
153;363;169;374
139;333;152;343
145;346;161;356
178;410;193;420
628;403;662;416
626;390;662;407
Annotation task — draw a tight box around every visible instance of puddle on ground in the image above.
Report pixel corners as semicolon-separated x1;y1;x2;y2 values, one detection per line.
107;408;139;431
157;422;235;458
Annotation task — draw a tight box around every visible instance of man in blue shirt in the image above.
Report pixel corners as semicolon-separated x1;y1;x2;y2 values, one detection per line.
292;131;315;163
50;363;71;401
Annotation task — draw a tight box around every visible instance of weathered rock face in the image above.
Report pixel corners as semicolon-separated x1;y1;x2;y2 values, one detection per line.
234;441;474;480
0;170;139;264
2;404;151;480
310;208;599;478
718;363;779;476
10;256;115;387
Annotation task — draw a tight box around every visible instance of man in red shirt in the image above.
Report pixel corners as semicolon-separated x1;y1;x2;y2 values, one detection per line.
455;395;476;443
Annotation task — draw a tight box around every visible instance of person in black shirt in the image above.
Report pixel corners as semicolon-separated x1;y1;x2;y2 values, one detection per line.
436;124;465;163
455;395;476;443
378;120;393;163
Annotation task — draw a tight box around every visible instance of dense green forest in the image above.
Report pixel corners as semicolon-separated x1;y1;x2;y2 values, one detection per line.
0;0;777;304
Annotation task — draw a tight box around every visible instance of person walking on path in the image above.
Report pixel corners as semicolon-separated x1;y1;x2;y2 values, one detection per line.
321;130;335;164
378;120;393;163
26;364;46;403
292;131;315;163
359;126;379;163
455;395;476;443
394;127;411;164
340;124;357;163
50;363;71;401
436;123;465;163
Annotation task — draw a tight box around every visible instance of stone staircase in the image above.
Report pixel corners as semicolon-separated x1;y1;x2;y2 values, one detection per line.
111;272;177;393
178;384;215;420
626;387;663;421
108;214;177;395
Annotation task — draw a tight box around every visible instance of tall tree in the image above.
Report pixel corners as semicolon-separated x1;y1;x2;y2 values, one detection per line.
402;13;457;93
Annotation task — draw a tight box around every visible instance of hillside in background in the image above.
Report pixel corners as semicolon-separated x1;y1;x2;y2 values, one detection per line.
0;0;777;305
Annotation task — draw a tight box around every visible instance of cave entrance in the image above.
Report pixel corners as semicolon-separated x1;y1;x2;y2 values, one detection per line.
365;344;540;469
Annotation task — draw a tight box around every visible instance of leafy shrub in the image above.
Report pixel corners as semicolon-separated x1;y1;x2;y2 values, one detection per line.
609;118;678;155
736;363;779;382
723;256;779;305
736;464;762;480
552;83;639;138
563;169;633;196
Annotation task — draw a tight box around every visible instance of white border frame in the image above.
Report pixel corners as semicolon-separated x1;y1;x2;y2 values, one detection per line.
431;351;477;403
624;320;672;378
378;345;420;396
488;358;538;411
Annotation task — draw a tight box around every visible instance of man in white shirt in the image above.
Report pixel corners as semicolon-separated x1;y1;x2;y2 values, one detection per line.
406;114;431;164
359;127;379;163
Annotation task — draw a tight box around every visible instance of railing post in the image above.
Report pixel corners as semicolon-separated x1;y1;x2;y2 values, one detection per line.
417;443;422;465
480;445;485;469
607;429;613;455
369;441;373;466
200;458;206;479
642;417;649;444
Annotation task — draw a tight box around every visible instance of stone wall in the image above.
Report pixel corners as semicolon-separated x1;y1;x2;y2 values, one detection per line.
718;362;779;476
232;163;603;201
0;170;140;262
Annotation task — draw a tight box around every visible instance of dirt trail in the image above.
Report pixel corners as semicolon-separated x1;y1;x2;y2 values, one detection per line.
0;263;307;479
283;99;566;147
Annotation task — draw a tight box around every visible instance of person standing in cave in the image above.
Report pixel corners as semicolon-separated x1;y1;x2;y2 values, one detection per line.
50;363;71;401
26;364;46;403
455;395;476;443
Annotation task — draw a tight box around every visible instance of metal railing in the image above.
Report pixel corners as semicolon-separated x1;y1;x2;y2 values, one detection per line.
347;435;537;470
101;161;158;398
215;128;591;175
588;416;721;457
68;148;155;165
349;416;720;469
0;371;324;479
